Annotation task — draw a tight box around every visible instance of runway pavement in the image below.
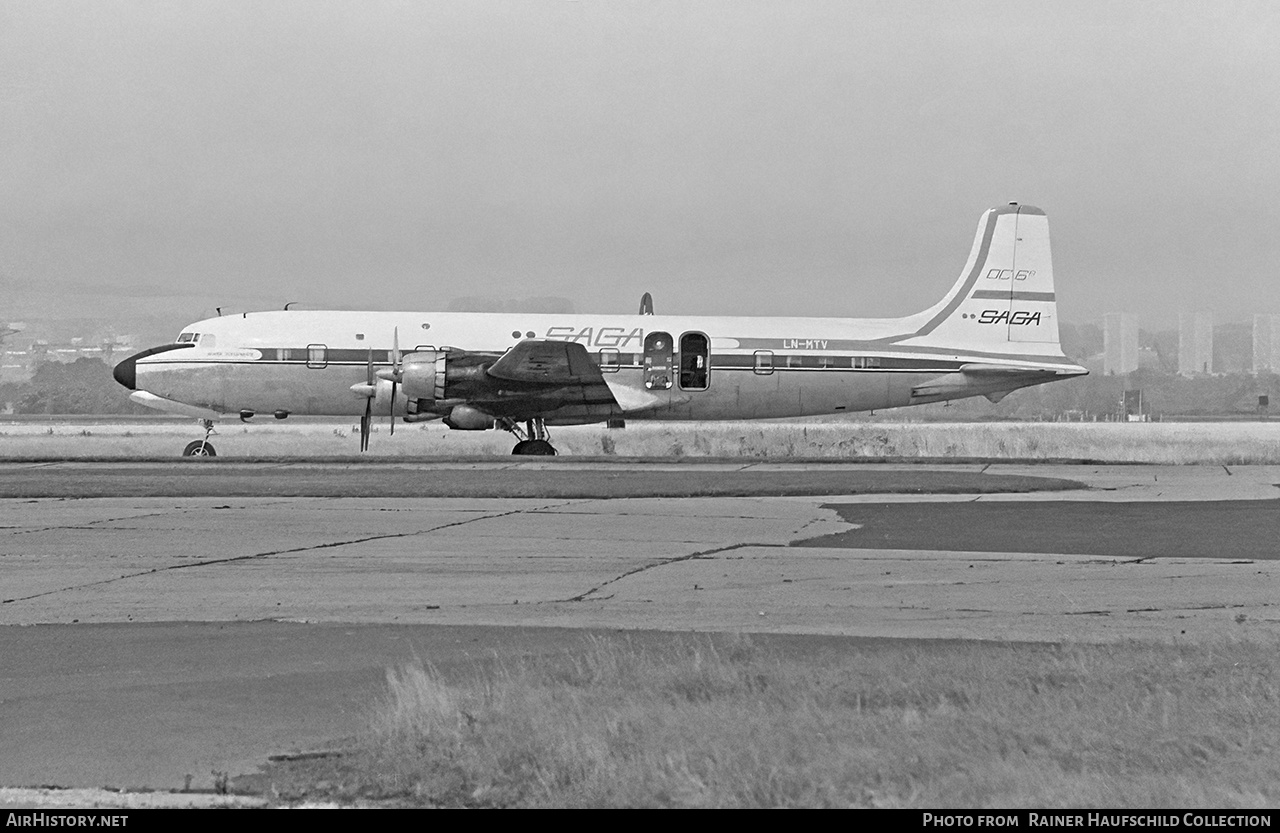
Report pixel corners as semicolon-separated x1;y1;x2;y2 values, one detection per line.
2;461;1278;796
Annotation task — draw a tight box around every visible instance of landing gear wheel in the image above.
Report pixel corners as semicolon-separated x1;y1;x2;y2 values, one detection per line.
504;417;556;456
183;441;217;457
512;439;556;456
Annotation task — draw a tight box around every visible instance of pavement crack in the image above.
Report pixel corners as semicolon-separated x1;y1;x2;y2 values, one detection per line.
561;542;775;603
6;525;106;536
2;503;567;607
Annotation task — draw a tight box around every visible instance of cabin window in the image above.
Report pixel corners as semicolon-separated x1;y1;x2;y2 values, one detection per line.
643;331;673;390
306;343;328;369
853;356;882;369
598;348;620;373
753;350;774;375
678;332;709;390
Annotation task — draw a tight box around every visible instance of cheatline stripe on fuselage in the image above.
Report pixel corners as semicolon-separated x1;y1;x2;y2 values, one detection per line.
140;353;1073;373
163;342;1068;360
149;351;968;370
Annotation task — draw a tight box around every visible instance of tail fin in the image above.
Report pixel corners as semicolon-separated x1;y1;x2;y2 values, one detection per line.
898;203;1066;358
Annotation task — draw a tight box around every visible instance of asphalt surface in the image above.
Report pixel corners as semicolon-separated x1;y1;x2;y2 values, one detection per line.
809;500;1280;559
1;461;1278;799
0;459;1081;498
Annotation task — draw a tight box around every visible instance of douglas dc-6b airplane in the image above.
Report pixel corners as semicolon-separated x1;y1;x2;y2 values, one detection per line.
113;203;1087;456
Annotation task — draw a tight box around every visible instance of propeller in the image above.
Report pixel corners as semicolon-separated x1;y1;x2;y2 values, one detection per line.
376;327;404;436
360;348;373;452
389;327;400;435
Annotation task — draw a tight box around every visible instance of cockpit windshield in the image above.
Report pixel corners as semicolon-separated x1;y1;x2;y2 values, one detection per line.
176;332;199;343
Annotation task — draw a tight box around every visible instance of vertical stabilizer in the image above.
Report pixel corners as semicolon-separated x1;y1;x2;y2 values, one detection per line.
897;204;1066;358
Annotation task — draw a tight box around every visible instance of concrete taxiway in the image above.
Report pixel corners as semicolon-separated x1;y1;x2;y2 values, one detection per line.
1;462;1278;795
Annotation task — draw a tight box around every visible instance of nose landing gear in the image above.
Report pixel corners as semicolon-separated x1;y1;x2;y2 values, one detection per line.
182;420;217;457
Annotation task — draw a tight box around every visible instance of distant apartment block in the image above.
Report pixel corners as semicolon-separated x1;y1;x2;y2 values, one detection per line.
1103;313;1139;375
1256;314;1280;373
1178;312;1214;376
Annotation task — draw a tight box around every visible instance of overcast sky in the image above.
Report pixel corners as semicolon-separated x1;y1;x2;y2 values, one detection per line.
2;0;1277;332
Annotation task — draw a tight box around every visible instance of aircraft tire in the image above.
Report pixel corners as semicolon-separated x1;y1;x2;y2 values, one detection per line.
183;441;217;457
517;439;556;456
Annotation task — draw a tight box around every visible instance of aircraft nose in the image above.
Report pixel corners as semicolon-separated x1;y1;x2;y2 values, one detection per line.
113;343;195;392
113;355;136;390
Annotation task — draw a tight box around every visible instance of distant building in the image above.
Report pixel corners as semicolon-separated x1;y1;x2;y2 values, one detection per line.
1255;315;1280;374
1103;313;1139;376
1178;312;1214;376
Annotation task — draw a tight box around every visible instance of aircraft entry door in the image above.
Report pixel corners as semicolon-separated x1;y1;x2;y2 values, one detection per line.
643;331;673;390
679;332;709;390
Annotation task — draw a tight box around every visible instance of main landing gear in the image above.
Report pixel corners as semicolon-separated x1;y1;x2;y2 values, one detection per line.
505;418;557;456
182;419;217;457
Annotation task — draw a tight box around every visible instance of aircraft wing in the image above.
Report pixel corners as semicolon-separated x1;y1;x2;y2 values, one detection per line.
486;339;604;385
466;339;664;417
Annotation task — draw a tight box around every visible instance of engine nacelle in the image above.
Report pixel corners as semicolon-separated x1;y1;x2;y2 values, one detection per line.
400;349;502;418
443;405;495;431
399;351;446;402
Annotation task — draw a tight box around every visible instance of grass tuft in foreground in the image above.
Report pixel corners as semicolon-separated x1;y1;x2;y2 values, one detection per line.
244;635;1280;808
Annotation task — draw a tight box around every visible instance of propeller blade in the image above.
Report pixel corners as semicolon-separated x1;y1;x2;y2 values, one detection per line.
389;381;397;435
380;331;401;436
360;398;371;453
377;329;405;383
361;349;373;452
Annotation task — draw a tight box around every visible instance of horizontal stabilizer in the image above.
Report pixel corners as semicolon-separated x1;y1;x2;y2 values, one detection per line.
957;363;1084;378
911;363;1085;402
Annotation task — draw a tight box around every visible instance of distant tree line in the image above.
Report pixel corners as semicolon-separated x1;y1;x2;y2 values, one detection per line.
2;358;150;415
